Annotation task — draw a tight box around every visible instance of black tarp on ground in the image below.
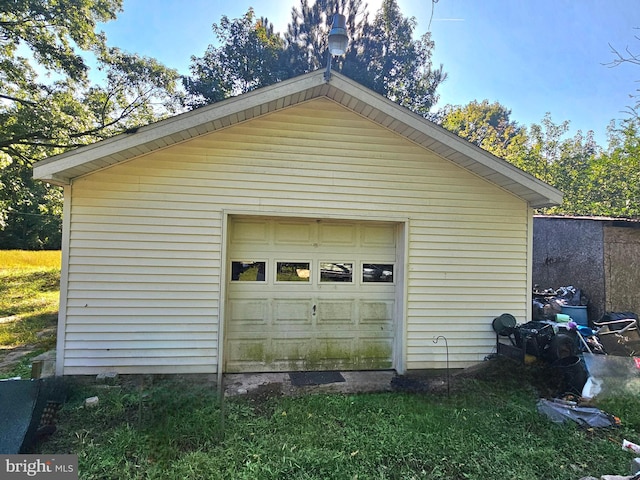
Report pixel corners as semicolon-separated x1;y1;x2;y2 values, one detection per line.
0;378;66;454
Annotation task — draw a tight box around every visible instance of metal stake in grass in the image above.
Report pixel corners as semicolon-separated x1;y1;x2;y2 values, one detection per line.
433;335;450;397
218;373;226;441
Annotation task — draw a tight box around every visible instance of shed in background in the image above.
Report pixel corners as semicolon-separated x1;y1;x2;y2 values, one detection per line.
533;215;640;324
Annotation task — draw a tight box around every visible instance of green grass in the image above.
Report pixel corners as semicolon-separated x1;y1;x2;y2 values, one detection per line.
0;250;60;377
38;368;640;480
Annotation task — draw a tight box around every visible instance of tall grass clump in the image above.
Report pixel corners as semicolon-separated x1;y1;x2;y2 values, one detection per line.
0;250;61;270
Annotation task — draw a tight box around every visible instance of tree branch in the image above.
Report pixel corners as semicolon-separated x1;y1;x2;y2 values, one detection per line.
606;43;640;68
8;139;84;149
0;93;38;106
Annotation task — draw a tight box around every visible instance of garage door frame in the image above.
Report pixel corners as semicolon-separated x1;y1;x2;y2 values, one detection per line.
217;211;407;381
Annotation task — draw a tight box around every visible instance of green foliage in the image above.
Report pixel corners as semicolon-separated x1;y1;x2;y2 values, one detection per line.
581;119;640;217
0;0;121;82
39;372;640;480
185;0;446;115
353;0;446;116
0;0;182;249
184;8;285;107
0;158;62;249
533;116;640;218
438;100;528;162
440;102;640;218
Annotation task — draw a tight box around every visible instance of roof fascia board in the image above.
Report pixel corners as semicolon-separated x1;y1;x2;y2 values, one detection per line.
328;74;563;206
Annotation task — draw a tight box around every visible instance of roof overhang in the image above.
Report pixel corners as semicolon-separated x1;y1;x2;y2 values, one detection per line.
33;70;562;208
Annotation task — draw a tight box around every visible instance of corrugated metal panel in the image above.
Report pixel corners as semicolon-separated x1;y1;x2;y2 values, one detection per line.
63;97;529;374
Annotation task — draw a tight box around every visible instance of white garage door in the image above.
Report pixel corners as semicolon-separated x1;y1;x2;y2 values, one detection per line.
225;216;398;373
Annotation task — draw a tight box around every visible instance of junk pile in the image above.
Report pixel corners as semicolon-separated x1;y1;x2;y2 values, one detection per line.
493;284;640;396
493;286;640;479
533;285;589;325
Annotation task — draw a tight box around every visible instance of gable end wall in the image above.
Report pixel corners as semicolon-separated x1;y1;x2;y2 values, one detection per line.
60;98;530;374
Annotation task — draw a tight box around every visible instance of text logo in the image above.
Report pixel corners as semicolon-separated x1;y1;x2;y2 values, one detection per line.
1;455;78;479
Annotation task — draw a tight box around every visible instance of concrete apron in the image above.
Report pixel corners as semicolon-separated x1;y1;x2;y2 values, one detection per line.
223;370;397;397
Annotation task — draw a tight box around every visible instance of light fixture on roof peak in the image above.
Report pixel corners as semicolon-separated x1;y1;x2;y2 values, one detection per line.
324;13;348;82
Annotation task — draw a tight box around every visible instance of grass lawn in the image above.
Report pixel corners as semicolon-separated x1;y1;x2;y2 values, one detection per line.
3;251;640;479
0;250;60;378
39;366;640;480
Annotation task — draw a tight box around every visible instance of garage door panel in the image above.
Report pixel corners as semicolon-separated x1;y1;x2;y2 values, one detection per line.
358;338;394;368
319;223;356;245
275;221;313;245
274;299;312;324
228;299;268;324
362;224;396;247
231;219;270;245
226;339;266;365
360;300;394;324
316;338;355;360
271;337;313;362
317;300;356;324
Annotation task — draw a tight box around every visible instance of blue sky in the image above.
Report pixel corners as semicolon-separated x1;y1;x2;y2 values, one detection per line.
99;0;639;146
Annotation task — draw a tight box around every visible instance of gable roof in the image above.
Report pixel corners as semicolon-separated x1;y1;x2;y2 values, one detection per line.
33;70;562;208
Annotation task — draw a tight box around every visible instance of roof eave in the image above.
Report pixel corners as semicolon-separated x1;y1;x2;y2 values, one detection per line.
33;70;563;207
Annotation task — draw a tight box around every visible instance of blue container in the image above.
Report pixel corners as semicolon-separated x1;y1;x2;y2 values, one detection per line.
561;305;588;326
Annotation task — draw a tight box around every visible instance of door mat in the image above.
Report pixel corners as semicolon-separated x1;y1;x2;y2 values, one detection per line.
289;371;345;387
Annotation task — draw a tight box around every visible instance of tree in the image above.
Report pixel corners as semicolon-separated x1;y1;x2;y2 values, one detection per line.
282;0;370;76
185;0;446;116
438;102;614;217
353;0;446;115
607;32;640;119
183;8;285;108
0;0;119;85
438;100;527;163
0;0;182;249
541;126;599;216
517;114;573;185
581;119;640;217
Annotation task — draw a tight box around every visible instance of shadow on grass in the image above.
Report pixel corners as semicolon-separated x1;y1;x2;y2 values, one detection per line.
0;311;58;348
0;270;60;295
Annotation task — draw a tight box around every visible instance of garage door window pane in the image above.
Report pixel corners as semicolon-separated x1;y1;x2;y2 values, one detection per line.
320;262;353;282
363;264;394;283
277;262;310;282
231;261;266;281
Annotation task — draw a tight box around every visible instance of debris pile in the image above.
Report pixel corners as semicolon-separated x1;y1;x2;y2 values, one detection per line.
533;285;588;321
493;285;640;480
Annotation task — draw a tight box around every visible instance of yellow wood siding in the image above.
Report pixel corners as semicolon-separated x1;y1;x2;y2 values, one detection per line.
63;98;529;374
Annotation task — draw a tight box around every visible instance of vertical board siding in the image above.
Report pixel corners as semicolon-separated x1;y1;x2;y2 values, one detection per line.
65;98;529;374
